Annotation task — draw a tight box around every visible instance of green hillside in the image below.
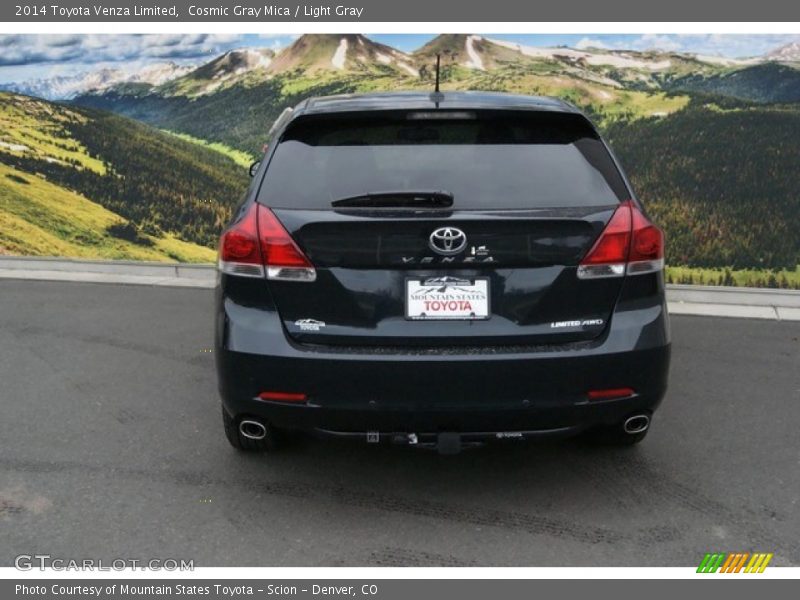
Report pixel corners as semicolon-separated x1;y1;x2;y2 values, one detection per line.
10;34;800;284
77;68;800;280
606;101;800;270
0;92;248;260
77;67;688;157
74;35;800;275
0;162;214;261
666;62;800;104
75;36;699;154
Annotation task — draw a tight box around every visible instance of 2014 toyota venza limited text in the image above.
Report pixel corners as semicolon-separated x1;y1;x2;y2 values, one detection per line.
215;91;671;454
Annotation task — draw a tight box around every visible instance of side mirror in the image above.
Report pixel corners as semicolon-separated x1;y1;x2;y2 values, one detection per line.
249;161;261;177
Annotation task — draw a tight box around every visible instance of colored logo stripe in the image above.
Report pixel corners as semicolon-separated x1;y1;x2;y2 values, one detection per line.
698;552;773;573
697;553;725;573
720;553;749;573
745;553;773;573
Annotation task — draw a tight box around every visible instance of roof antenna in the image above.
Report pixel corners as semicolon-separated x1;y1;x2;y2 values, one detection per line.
430;53;444;107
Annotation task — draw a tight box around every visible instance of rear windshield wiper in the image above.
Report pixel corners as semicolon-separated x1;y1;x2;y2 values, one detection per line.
331;190;454;208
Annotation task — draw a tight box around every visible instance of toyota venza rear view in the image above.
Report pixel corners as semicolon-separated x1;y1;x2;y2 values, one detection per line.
215;92;670;454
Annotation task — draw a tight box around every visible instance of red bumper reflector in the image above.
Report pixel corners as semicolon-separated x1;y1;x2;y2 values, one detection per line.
257;391;307;403
587;388;635;400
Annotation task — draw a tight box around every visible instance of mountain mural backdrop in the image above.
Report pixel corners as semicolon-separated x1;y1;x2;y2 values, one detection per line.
1;34;799;286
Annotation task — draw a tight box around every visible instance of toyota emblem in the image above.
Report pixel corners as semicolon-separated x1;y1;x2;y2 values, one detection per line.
429;227;467;256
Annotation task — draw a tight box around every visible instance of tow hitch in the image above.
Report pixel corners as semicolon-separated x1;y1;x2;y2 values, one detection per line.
387;431;469;455
360;430;532;454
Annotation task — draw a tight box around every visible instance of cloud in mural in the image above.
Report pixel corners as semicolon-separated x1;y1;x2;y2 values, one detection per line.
0;34;258;66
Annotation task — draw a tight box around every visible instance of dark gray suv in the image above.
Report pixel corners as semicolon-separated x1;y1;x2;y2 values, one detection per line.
215;91;670;454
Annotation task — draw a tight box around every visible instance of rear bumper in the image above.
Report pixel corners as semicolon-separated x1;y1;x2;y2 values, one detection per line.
215;273;671;436
217;344;668;435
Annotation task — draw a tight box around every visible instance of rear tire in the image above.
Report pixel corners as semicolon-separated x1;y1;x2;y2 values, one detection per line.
221;405;278;452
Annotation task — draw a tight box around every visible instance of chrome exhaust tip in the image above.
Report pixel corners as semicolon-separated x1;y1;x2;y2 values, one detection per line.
239;419;267;440
623;414;650;435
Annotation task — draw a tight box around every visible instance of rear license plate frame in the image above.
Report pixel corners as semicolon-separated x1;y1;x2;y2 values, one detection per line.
405;277;490;321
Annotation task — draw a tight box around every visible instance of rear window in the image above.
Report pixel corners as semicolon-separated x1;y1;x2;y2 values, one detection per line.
258;111;628;209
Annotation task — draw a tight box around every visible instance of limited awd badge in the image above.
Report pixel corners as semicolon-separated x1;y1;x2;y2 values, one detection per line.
550;318;605;328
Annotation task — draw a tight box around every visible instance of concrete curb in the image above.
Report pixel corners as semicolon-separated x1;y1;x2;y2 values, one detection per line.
0;256;214;288
666;283;800;320
1;256;799;321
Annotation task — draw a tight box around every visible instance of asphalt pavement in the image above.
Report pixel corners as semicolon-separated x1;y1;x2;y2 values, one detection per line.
0;280;798;567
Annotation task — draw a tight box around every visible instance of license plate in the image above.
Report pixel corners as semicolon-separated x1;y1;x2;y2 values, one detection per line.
405;277;490;320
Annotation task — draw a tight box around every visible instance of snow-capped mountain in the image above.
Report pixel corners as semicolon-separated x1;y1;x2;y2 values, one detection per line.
133;62;197;86
148;35;419;97
161;48;276;95
12;34;800;107
412;34;762;74
190;48;274;80
267;34;417;77
0;61;195;100
412;35;519;71
766;42;800;62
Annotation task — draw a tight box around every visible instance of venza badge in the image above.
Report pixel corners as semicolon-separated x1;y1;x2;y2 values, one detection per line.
429;227;467;256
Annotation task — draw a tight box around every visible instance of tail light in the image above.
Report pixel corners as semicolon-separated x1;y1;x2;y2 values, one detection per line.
218;203;316;282
587;387;635;401
578;200;664;279
257;391;307;403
